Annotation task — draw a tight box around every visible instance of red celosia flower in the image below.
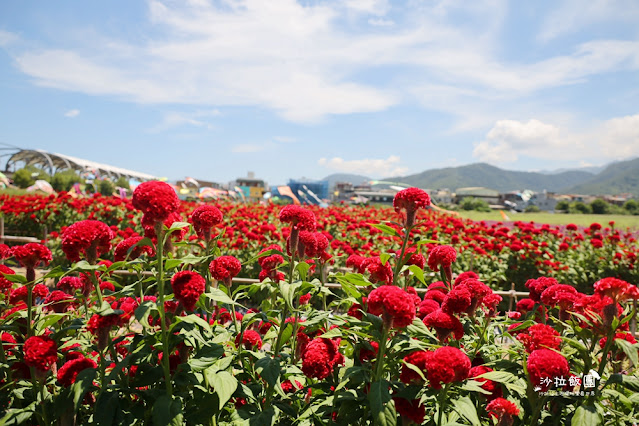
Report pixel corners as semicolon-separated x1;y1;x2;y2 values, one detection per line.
294;231;318;258
0;243;11;259
301;337;343;380
2;332;17;352
417;299;440;319
540;284;578;310
57;356;97;387
299;293;311;305
423;289;447;304
454;271;479;286
111;296;139;323
393;187;431;227
190;205;223;241
393;398;425;424
24;335;58;372
0;264;16;291
358;341;378;362
171;270;206;311
61;220;114;263
57;276;88;297
10;243;52;269
400;350;431;384
482;293;503;317
209;255;242;286
114;236;155;261
469;365;502;401
368;285;416;328
486;398;519;424
132;180;180;224
235;329;263;349
428;245;457;283
362;257;394;286
142;211;188;242
516;323;561;353
424;309;464;341
442;285;472;314
10;283;49;305
527;349;569;392
279;205;317;231
424;346;470;390
525;277;558;302
346;254;367;272
347;297;367;319
44;290;75;313
594;277;632;302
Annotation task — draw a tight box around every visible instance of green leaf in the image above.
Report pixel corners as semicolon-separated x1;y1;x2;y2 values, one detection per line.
95;390;120;426
280;282;301;310
319;328;342;339
368;380;396;426
168;221;190;231
152;394;184;426
615;339;639;367
415;238;445;246
452;396;480;426
0;402;37;425
371;223;400;237
476;370;516;384
255;356;281;387
407;265;425;285
71;368;97;411
165;259;183;270
571;405;601;426
379;253;392;266
295;262;310;282
249;407;277;426
134;300;156;329
206;288;237;306
173;314;212;333
42;265;65;279
2;274;26;284
206;370;238;410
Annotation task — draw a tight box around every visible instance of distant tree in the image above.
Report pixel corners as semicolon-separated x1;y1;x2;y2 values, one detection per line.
570;201;591;214
459;197;491;212
623;199;639;215
555;200;570;211
115;176;130;190
12;166;50;188
97;179;116;195
524;204;540;213
51;170;81;192
590;199;610;214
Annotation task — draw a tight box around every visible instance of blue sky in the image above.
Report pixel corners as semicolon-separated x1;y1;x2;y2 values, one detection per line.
1;0;638;185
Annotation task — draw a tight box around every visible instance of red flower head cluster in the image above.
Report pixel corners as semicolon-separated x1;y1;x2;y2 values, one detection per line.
425;346;471;390
367;285;416;329
417;298;440;319
57;356;97;387
44;290;75;313
114;236;155;261
423;309;464;341
171;270;206;311
527;349;569;392
24;335;58;373
0;243;11;259
428;245;457;284
61;220;114;263
235;329;263;349
525;277;558;302
393;187;431;227
301;337;343;380
132;180;180;224
190;205;223;241
516;323;561;353
10;243;52;269
279;205;316;231
0;264;15;292
142;211;188;242
442;285;472;314
393;398;425;425
540;284;578;310
209;256;242;287
57;276;89;297
594;277;633;302
400;350;431;384
10;284;49;305
469;365;502;401
486;398;519;425
454;278;492;315
454;271;479;286
257;245;285;283
362;257;394;286
346;254;367;272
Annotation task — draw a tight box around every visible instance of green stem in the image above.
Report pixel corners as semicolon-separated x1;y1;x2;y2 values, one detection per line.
26;283;33;337
392;225;412;288
436;384;450;426
156;225;173;397
530;395;548;426
373;323;389;382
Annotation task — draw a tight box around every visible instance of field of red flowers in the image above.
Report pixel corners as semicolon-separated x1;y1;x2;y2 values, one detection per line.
0;185;638;425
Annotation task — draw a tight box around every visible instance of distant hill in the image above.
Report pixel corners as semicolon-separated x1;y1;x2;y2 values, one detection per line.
322;173;371;188
567;158;639;197
387;163;595;193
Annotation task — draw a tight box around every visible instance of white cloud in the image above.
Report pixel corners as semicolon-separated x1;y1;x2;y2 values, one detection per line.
64;109;80;118
150;109;220;132
318;155;409;177
473;114;639;165
368;18;394;27
344;0;389;16
0;30;18;47
231;143;271;153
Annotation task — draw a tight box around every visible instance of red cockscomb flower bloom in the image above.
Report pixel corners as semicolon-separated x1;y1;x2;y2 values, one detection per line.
516;323;561;353
235;329;263;349
367;285;416;329
442;285;472;314
540;284;578;310
279;205;316;231
393;187;431;227
393;398;425;425
114;236;155;261
10;283;49;305
486;398;519;425
190;205;223;241
44;290;75;313
362;257;394;286
593;277;632;302
423;309;464;341
428;245;457;284
454;271;479;286
61;220;114;263
57;356;97;387
258;245;284;270
525;277;558;302
424;346;470;390
527;349;569;392
0;243;11;259
10;243;52;269
171;270;206;311
400;350;431;384
132;180;180;224
417;298;440;319
0;264;16;292
469;365;502;401
24;335;58;373
301;337;343;380
209;255;242;287
346;254;367;273
57;276;89;297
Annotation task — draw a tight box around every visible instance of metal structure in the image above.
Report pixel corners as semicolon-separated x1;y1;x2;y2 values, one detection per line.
1;144;156;181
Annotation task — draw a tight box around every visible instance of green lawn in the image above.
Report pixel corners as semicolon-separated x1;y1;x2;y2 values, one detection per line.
456;210;639;230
